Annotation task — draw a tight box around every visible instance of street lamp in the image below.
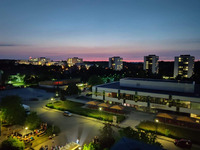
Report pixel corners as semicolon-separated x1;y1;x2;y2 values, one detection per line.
51;98;54;104
155;119;159;133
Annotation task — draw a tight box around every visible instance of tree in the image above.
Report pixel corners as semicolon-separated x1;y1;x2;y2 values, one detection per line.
25;112;41;130
0;96;26;125
119;126;139;139
66;83;79;95
88;75;104;87
98;124;115;149
1;137;25;150
60;90;66;100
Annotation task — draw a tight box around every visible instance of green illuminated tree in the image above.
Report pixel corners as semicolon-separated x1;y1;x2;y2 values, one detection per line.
83;142;100;150
0;96;26;125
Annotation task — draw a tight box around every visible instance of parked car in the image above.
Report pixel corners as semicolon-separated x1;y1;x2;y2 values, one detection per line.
174;139;192;148
63;111;72;117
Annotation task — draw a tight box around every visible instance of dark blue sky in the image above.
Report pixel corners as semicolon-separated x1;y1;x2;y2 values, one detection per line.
0;0;200;61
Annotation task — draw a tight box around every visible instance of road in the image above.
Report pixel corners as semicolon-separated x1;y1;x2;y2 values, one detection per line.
24;100;200;150
23;100;105;149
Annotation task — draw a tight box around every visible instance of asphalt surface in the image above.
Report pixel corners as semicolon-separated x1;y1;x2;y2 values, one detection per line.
23;100;105;149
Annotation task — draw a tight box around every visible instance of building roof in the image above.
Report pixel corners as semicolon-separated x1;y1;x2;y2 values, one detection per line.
122;78;194;84
96;82;200;98
111;137;162;150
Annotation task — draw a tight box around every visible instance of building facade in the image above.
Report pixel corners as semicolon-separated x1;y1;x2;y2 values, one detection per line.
92;78;200;117
143;55;159;74
174;55;195;78
67;57;83;67
109;56;123;71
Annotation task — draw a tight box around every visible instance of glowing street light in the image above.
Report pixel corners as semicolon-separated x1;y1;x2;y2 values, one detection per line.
155;119;159;133
25;127;28;136
99;107;103;120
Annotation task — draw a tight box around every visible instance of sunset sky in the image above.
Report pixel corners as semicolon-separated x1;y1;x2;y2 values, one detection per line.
0;0;200;61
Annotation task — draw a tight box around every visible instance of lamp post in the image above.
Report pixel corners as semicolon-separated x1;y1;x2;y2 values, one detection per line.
25;127;28;136
51;98;54;104
99;107;102;120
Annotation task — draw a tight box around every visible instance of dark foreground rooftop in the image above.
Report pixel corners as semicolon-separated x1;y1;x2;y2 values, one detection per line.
111;137;162;150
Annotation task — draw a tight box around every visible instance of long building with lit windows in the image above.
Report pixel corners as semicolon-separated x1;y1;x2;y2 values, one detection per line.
92;78;200;117
174;55;195;78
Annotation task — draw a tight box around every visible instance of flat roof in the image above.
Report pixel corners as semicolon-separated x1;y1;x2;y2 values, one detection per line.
96;82;200;98
122;78;194;84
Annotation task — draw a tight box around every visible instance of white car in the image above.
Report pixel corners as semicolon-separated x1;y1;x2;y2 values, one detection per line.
63;111;72;117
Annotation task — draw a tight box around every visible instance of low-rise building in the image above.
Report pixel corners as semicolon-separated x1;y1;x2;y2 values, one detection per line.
92;78;200;117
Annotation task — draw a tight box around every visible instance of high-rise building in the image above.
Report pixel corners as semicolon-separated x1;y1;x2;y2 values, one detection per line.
174;55;195;78
143;55;159;74
67;57;83;67
109;56;123;71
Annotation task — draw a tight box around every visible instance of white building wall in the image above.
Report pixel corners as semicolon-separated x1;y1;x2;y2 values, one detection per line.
174;57;179;78
120;78;194;93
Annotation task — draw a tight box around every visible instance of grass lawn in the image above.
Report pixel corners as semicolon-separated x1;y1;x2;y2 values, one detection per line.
137;121;200;144
46;100;126;123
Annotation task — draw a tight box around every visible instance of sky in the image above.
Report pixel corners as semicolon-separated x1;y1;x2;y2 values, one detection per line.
0;0;200;62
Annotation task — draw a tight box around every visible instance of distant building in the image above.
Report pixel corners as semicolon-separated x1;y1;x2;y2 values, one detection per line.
109;56;123;71
174;55;195;78
29;57;51;65
39;78;80;90
67;57;83;67
16;57;68;66
143;55;159;74
17;60;30;65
